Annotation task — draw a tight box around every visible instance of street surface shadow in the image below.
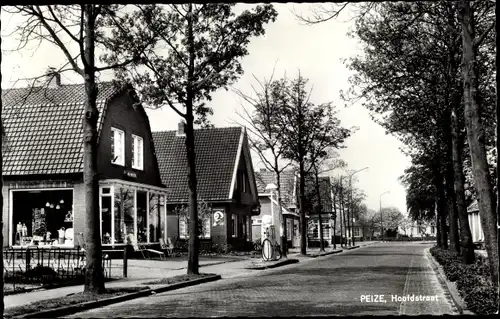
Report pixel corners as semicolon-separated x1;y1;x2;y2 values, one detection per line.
273;266;428;277
339;252;421;257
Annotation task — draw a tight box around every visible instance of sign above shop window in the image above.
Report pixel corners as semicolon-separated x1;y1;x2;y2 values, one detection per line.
124;170;137;178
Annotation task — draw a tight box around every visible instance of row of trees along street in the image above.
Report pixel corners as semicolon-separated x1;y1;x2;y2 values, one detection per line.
0;0;498;316
0;4;278;315
298;0;499;307
235;72;353;256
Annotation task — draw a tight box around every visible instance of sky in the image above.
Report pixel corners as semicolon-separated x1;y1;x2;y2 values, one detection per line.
1;4;411;215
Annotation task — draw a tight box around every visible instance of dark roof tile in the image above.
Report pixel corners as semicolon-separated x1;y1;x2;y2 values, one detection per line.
152;126;243;203
2;82;121;176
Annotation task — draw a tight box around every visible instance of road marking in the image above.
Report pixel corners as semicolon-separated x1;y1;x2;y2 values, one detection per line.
399;254;413;315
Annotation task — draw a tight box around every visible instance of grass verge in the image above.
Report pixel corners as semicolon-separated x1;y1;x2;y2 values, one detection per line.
4;286;148;318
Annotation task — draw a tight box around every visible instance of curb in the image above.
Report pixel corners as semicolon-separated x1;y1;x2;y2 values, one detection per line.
425;249;473;315
346;245;360;250
244;258;299;270
308;249;343;258
13;274;222;318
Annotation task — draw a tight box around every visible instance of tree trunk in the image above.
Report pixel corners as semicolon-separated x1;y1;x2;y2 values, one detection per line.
299;160;307;255
0;19;4;313
338;178;344;247
341;182;348;247
452;105;475;264
436;171;449;250
82;5;105;294
186;4;199;275
459;0;498;283
445;139;460;253
436;201;442;248
332;187;337;250
275;167;287;258
314;168;325;252
496;0;500;308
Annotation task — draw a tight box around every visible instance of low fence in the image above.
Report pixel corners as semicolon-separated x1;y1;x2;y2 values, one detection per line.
3;247;112;292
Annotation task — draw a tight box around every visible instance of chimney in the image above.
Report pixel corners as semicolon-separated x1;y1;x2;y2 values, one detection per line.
176;121;186;137
46;67;61;88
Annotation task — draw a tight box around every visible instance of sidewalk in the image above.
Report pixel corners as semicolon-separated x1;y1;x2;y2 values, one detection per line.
5;256;248;309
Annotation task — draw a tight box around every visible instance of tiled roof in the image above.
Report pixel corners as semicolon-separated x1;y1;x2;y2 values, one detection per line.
255;170;297;208
152;126;243;203
467;200;479;213
2;82;121;176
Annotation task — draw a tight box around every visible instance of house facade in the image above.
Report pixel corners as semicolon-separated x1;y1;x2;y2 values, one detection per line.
152;124;259;250
399;220;437;238
467;200;485;243
253;169;301;248
2;75;167;248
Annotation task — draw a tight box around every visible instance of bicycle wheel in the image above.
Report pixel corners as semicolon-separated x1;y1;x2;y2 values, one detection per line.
274;244;282;260
262;239;273;261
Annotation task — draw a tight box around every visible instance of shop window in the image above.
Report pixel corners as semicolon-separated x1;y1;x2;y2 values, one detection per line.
287;219;292;240
201;215;210;239
12;189;73;247
114;187;135;243
159;195;166;241
132;135;144;170
179;217;188;239
136;191;147;243
148;193;161;243
101;195;112;244
111;127;125;166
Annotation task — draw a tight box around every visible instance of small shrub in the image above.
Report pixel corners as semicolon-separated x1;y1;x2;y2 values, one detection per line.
431;246;497;315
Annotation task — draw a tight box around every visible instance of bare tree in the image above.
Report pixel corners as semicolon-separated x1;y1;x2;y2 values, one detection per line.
233;68;293;258
6;4;157;293
107;4;278;274
277;73;353;255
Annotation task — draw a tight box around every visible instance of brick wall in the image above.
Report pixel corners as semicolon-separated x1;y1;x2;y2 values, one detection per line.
2;178;84;247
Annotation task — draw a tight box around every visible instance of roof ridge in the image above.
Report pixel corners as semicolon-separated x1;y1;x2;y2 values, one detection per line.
3;80;115;92
152;126;242;134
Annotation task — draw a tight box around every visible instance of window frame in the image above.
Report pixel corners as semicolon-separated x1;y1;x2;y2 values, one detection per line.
111;127;125;166
131;134;144;171
231;214;238;238
179;217;188;239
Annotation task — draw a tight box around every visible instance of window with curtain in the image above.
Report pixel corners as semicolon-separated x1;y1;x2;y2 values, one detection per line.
111;127;125;166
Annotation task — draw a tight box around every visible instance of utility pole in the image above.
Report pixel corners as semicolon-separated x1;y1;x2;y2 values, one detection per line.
380;191;390;241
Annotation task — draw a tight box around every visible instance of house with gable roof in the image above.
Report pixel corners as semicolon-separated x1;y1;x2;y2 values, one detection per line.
253;169;301;248
152;123;260;250
2;71;167;248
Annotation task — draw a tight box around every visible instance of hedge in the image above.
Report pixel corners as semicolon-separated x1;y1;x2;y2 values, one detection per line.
430;246;497;315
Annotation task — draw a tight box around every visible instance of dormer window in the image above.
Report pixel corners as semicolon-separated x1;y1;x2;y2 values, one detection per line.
111;127;125;166
132;135;144;170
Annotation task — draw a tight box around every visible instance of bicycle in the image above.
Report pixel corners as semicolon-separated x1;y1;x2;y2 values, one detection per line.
261;238;281;261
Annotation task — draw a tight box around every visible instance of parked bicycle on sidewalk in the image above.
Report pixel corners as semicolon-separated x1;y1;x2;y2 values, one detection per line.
261;227;281;261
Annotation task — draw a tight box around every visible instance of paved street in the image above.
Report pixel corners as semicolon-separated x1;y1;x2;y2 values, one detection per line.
67;242;457;317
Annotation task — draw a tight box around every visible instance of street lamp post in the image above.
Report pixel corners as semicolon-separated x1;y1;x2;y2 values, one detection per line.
346;167;369;247
265;183;279;254
380;191;390;241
